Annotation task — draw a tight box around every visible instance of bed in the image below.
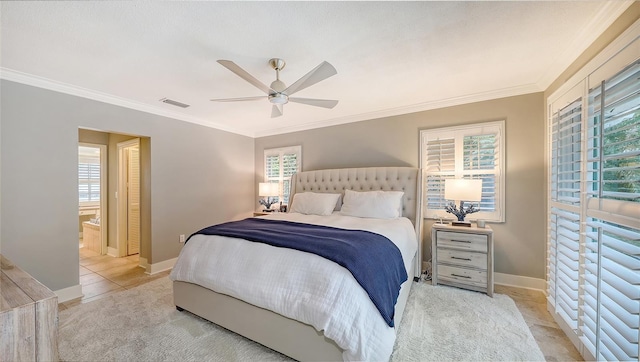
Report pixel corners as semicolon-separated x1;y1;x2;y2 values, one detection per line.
170;167;423;361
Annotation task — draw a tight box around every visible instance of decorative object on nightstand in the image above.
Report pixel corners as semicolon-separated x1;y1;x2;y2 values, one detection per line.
431;223;493;296
258;182;279;212
444;178;482;227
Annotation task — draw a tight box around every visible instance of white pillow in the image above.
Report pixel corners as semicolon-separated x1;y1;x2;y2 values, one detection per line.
340;189;404;219
289;192;341;216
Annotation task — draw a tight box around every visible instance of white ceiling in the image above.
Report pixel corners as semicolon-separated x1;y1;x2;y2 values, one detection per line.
0;1;632;138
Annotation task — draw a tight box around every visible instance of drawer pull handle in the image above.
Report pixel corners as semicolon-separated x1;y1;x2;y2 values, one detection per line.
450;239;472;243
451;256;472;261
451;274;472;279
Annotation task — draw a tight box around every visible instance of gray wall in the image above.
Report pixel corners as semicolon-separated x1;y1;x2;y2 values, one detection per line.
0;80;255;291
255;93;546;279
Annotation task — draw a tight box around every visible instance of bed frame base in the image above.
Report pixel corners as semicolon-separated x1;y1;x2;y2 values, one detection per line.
174;280;343;361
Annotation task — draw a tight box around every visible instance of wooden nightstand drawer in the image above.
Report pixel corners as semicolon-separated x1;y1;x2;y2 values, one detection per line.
438;265;487;287
437;231;487;252
437;248;487;269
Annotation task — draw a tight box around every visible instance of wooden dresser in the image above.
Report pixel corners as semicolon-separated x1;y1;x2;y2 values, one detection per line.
1;254;59;361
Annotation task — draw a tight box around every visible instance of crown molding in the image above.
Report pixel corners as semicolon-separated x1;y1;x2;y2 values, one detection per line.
0;68;253;137
2;67;542;139
253;83;541;138
535;1;635;89
547;16;640;106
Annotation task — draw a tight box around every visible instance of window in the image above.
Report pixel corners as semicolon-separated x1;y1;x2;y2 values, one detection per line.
264;145;301;204
547;36;639;361
420;121;505;222
78;145;101;205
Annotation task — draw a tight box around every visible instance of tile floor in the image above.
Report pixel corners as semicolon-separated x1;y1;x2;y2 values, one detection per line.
59;250;582;361
58;247;170;311
495;284;583;361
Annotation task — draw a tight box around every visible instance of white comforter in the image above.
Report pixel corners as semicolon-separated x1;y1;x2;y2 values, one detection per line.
169;212;417;361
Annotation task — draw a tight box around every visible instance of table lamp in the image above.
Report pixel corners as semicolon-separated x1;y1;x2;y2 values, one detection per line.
258;182;279;212
444;179;482;226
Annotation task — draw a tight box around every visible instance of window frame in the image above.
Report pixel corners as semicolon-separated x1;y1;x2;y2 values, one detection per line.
78;143;103;207
420;120;505;222
263;145;302;205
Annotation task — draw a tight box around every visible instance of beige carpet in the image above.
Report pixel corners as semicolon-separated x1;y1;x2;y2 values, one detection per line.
59;277;544;361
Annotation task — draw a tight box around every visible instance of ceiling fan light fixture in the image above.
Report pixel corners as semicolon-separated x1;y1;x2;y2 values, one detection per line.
269;93;289;105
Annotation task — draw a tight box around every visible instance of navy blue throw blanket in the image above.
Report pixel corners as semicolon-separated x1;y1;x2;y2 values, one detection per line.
189;218;407;327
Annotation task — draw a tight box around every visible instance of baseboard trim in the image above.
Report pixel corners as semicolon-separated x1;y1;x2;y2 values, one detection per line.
494;272;546;292
141;257;177;275
55;284;83;303
107;246;118;257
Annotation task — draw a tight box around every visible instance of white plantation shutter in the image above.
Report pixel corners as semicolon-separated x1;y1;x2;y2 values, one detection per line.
264;146;301;204
78;146;101;204
547;37;639;362
579;58;639;362
420;121;504;222
587;60;640;202
582;219;640;361
548;92;583;330
424;138;455;212
463;134;500;212
551;98;582;205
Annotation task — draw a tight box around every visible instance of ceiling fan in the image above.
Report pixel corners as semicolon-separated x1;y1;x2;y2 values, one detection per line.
211;58;338;118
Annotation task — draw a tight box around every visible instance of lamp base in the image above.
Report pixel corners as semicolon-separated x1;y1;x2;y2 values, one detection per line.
451;221;472;227
262;209;275;212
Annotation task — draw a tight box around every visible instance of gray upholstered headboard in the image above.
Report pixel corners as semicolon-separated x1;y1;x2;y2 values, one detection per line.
289;167;423;279
289;167;420;226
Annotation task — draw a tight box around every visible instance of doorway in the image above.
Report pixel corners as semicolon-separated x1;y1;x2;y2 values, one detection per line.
117;139;140;257
78;143;107;254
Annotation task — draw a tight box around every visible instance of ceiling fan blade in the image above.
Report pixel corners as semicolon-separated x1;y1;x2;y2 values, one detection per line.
217;60;274;94
210;96;266;102
289;97;339;109
271;104;283;118
283;61;337;96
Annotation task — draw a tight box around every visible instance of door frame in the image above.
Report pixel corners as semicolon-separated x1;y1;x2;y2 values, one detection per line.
78;142;108;254
116;138;140;257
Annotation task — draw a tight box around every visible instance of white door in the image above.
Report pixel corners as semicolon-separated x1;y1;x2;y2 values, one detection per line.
117;139;141;257
126;147;140;255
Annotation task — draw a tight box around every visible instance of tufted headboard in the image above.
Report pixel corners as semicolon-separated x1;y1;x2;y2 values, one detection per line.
289;167;421;223
289;167;423;278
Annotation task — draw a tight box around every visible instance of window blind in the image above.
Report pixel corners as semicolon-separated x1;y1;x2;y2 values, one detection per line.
420;121;504;222
548;94;583;332
78;158;100;203
548;46;639;361
264;146;301;204
424;138;455;212
578;58;640;361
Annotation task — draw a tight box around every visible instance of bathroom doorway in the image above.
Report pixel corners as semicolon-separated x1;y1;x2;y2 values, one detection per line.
117;139;140;257
78;143;107;254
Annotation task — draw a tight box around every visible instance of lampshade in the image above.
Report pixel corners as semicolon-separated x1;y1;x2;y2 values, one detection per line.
444;179;482;202
259;182;279;197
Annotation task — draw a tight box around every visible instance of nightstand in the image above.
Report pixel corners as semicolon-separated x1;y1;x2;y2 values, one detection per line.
431;223;494;296
253;212;270;216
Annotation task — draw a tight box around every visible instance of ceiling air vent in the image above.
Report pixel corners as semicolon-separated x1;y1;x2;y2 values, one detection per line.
159;98;190;108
